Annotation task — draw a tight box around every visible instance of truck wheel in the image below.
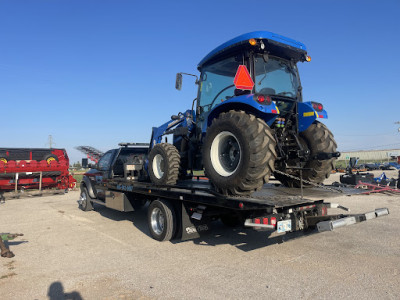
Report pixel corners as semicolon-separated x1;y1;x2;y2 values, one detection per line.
203;110;277;195
148;143;180;185
147;199;176;241
275;121;337;187
79;187;93;211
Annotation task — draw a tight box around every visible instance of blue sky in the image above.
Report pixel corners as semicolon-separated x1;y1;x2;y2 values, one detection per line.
1;0;399;164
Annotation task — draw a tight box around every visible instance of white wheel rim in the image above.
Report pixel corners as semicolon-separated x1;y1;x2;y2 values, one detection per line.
210;131;241;177
152;153;164;179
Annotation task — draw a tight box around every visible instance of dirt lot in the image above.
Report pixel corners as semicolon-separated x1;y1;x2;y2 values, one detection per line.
1;171;400;299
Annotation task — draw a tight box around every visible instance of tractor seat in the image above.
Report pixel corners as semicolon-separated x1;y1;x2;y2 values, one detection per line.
259;88;276;95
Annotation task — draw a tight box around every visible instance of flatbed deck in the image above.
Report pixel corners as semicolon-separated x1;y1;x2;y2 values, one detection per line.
80;173;388;242
105;178;359;211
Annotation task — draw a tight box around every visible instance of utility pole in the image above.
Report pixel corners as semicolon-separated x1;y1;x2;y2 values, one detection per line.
47;135;55;148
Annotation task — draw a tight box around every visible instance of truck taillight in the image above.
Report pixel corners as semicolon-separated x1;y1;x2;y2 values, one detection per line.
321;207;327;216
263;218;268;224
270;217;277;226
312;102;323;111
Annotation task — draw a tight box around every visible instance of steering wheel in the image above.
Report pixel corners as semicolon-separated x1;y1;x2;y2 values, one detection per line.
208;84;235;109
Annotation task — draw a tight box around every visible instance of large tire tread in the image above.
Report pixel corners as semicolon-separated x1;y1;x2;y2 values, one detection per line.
204;110;277;196
149;143;180;185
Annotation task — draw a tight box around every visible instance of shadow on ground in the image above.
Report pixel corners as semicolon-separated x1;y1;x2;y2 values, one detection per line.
47;281;83;300
90;203;318;251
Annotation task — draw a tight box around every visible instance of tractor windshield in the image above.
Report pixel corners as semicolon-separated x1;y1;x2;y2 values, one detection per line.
254;55;300;99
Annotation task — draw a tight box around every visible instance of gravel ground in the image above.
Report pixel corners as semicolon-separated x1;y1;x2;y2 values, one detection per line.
1;170;399;299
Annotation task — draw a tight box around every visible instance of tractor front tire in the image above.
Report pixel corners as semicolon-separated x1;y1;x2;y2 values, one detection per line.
148;143;180;186
203;110;277;195
275;121;337;187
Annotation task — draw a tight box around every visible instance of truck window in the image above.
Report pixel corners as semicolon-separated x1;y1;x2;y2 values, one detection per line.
113;148;148;177
98;151;114;171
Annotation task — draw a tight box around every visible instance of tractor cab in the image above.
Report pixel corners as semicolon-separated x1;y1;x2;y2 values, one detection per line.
194;31;310;128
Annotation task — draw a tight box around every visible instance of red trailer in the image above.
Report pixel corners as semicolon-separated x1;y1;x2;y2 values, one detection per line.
0;148;76;191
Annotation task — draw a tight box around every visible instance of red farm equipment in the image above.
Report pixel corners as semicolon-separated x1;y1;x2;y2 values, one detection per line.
75;146;104;164
0;148;76;192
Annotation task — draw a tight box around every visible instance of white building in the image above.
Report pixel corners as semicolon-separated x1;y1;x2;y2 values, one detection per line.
337;149;400;162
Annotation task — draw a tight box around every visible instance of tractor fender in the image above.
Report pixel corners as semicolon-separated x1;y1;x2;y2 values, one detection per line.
81;176;97;199
205;95;279;133
298;102;328;132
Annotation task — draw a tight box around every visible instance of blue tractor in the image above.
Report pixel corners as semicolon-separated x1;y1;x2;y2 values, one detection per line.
148;31;339;195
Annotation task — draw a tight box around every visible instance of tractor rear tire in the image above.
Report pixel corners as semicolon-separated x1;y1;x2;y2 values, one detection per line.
203;110;277;195
275;121;337;187
148;143;180;185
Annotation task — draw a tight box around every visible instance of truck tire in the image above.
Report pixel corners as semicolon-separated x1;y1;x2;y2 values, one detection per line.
79;186;93;211
148;143;180;185
203;110;277;195
275;121;337;187
147;199;176;241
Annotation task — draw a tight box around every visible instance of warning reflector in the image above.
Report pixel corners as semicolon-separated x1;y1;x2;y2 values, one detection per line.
233;65;254;90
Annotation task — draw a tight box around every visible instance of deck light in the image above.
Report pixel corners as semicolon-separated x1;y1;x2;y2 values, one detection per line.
306;55;312;62
249;38;257;46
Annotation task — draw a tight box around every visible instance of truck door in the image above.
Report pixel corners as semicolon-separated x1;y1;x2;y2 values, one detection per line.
94;150;116;201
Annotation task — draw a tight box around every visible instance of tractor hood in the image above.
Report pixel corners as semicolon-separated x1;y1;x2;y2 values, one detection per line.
198;31;307;69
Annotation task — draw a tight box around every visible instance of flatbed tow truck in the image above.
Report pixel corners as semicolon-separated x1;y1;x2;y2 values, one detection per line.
79;143;389;242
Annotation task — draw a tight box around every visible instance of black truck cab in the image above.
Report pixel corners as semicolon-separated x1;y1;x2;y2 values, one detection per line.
82;144;148;202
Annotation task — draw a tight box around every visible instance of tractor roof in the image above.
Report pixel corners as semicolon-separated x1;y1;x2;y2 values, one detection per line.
198;31;307;69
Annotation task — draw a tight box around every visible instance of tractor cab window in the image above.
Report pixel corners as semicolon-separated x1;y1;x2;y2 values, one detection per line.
254;55;300;99
198;55;242;114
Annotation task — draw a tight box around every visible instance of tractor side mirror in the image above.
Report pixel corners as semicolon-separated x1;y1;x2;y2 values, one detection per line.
175;73;182;90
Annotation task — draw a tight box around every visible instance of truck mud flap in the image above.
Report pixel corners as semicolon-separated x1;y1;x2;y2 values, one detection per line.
180;202;211;241
316;208;389;232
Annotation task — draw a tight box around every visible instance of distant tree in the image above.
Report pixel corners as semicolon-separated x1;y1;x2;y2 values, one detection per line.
73;161;82;169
